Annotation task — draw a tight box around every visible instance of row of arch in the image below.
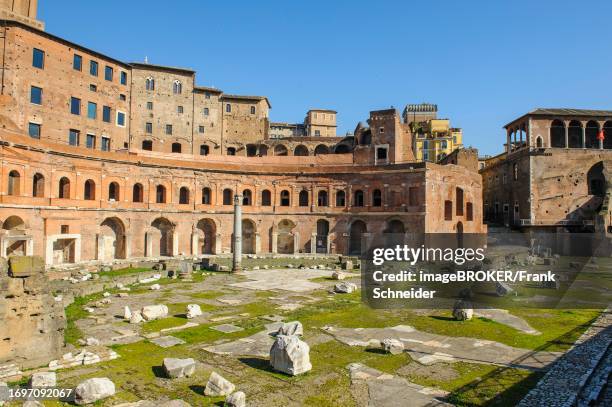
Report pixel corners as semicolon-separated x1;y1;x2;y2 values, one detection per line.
549;120;612;149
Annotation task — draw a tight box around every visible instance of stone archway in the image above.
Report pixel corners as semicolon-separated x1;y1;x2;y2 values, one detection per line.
349;220;367;255
1;215;29;257
242;219;256;254
383;219;405;246
197;218;216;254
151;218;174;257
277;219;296;254
100;217;126;260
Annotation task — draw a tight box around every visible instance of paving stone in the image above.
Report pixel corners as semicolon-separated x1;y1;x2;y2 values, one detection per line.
150;336;186;348
211;324;244;333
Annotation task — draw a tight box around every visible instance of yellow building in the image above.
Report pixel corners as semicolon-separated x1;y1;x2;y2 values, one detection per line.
403;104;463;162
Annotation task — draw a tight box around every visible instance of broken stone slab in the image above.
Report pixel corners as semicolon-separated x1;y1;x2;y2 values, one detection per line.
124;306;132;320
130;311;144;324
28;371;56;387
277;321;303;336
150;284;161;290
341;260;353;270
204;371;235;396
151;336;186;348
496;281;514;296
186;304;202;319
334;282;357;294
452;300;473;321
162;357;196;378
332;271;346;280
74;377;115;405
225;391;246;407
211;324;244;333
270;335;312;376
141;304;169;321
381;338;404;355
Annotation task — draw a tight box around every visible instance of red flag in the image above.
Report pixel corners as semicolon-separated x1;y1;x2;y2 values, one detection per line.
598;129;605;141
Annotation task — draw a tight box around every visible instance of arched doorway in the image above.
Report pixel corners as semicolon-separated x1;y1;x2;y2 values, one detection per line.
316;219;329;253
585;121;600;149
587;161;605;197
100;217;126;260
277;219;296;254
568;120;582;148
2;216;27;256
274;145;288;156
314;144;329;155
151;218;174;256
197;218;216;254
384;219;405;246
294;145;309;156
550;120;565;148
242;219;256;254
349;220;367;255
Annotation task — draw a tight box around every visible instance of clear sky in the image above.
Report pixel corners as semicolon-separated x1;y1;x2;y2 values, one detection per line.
40;1;612;156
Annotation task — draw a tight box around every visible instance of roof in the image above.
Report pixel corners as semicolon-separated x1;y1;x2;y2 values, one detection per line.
194;86;223;94
221;94;271;108
129;62;195;75
504;108;612;128
308;109;337;114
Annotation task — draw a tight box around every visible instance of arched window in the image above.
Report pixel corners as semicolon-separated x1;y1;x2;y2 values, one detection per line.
550;120;565;148
172;142;182;153
294;145;309;156
108;182;120;201
456;187;464;216
259;145;268;156
142;140;153;151
227;147;236;156
604;121;612;149
513;163;519;180
299;190;309;206
354;190;364;207
536;136;543;148
246;145;257;157
372;189;382;207
173;80;182;94
585;121;600;149
145;77;155;91
32;173;44;197
156;185;166;203
84;179;95;200
200;145;209;155
318;190;328;206
59;177;70;199
568;120;582;148
201;187;211;204
280;190;290;206
7;170;20;196
133;183;143;202
223;188;233;205
314;144;329;155
226;104;231;113
179;187;189;204
243;189;252;205
261;189;271;206
274;145;288;156
336;190;346;206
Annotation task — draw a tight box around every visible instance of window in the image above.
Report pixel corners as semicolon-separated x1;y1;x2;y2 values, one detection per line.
117;111;126;126
33;173;44;197
30;86;42;104
89;84;97;92
147;101;153;110
7;170;20;196
142;140;153;150
173;80;182;94
102;106;111;123
145;122;152;134
227;147;236;155
119;94;126;101
198;125;205;133
280;190;290;206
104;66;113;81
315;130;320;136
179;187;189;204
203;108;209;116
68;129;80;146
177;105;183;114
223;188;233;205
108;182;119;201
87;101;97;119
70;97;81;115
466;202;473;221
318;190;328;206
372;189;382;206
336;190;346;206
59;177;70;199
32;48;44;69
243;189;252;205
101;137;110;151
226;104;231;113
133;183;143;202
205;91;211;99
376;147;388;161
28;122;41;139
201;187;211;204
379;127;384;133
261;190;271;206
86;134;96;149
156;185;166;203
444;200;453;220
408;187;419;206
456;188;464;216
120;71;127;85
60;225;69;234
165;124;173;135
145;77;155;91
90;60;98;76
354;190;364;207
84;179;95;200
73;54;82;71
513;163;518;181
171;142;181;153
250;106;256;114
200;145;209;155
299;190;309;206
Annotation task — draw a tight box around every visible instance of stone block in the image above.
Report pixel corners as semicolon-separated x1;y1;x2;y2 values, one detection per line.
74;377;115;405
277;321;303;336
204;371;235;396
162;357;196;378
225;391;246;407
8;256;44;278
270;335;312;376
28;371;56;387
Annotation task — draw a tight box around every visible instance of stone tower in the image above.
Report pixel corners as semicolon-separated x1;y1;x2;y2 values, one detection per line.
0;0;44;30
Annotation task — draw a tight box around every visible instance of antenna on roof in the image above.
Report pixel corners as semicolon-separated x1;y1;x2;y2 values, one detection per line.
144;56;148;64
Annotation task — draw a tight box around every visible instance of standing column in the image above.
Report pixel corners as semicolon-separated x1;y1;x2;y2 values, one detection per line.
564;124;569;148
232;194;243;272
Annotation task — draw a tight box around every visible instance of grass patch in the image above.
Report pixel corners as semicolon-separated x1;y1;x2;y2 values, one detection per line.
64;292;105;345
98;267;151;278
141;316;188;334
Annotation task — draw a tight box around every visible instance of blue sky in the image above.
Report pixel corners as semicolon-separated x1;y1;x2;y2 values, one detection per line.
40;1;612;156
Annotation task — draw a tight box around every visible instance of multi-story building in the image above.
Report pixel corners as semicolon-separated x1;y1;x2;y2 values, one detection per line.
403;103;463;162
0;1;485;265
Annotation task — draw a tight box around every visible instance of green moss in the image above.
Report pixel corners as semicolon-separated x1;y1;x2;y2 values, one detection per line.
64;292;105;346
98;267;151;279
141;316;188;334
